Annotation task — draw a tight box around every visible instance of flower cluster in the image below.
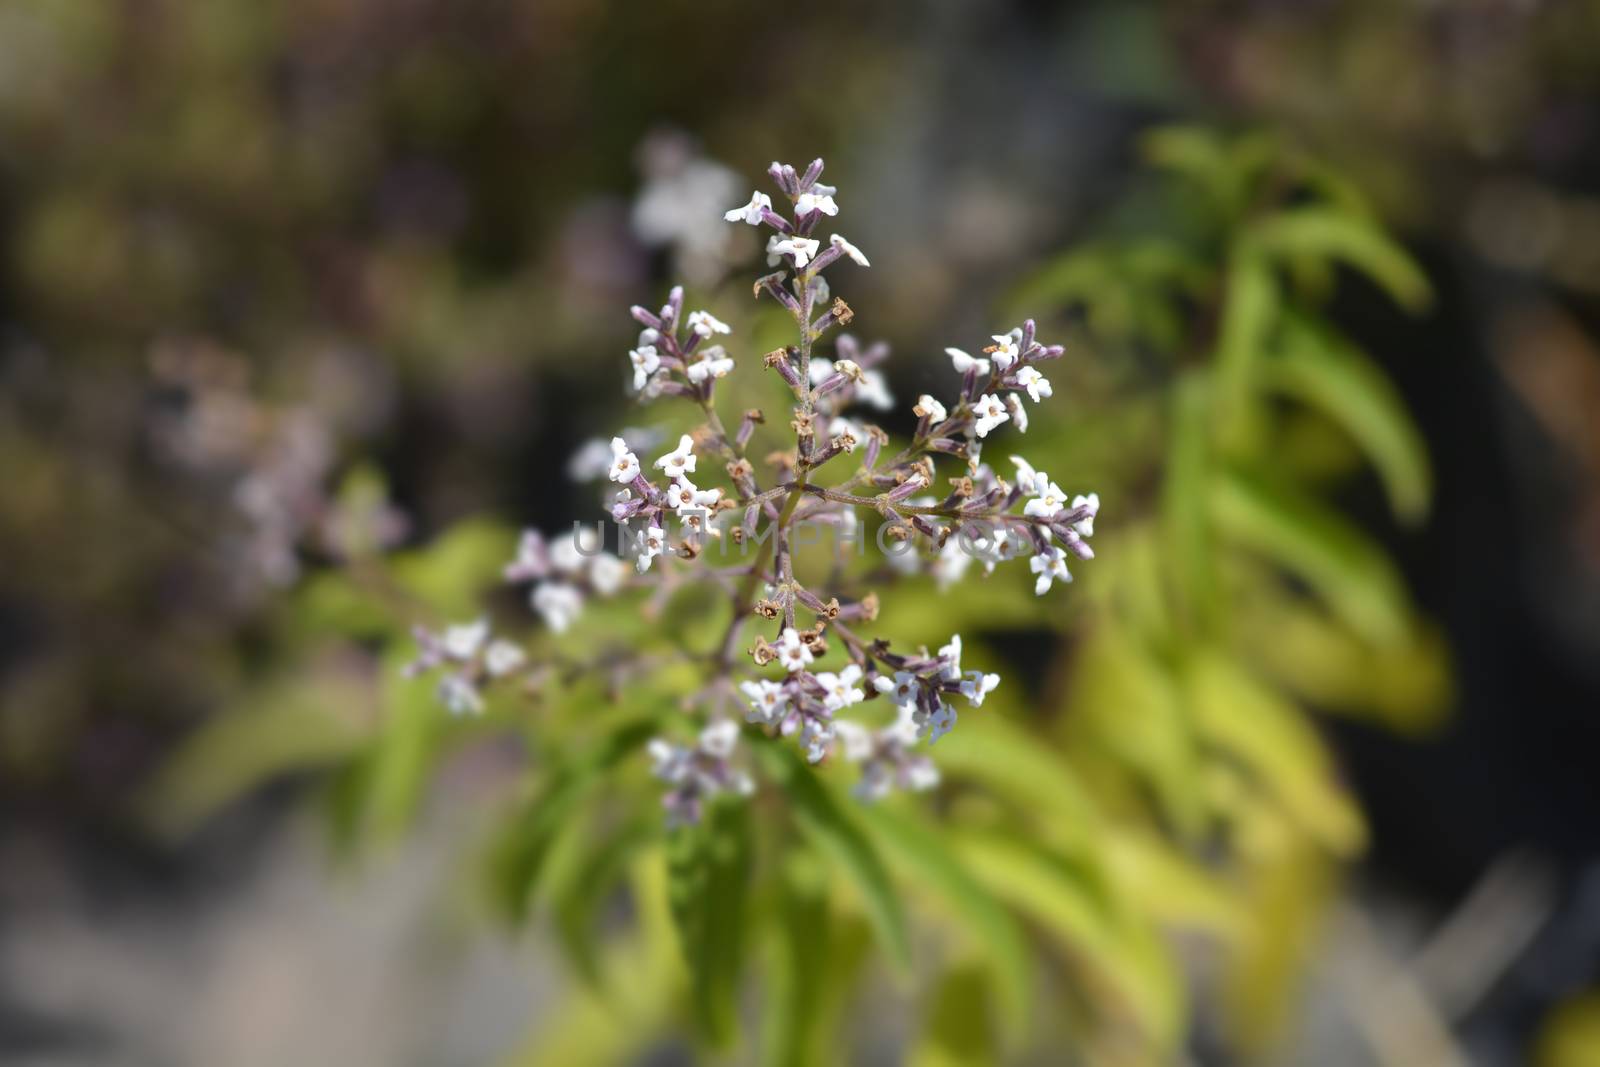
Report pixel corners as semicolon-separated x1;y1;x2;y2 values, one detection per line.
402;618;526;715
407;157;1100;824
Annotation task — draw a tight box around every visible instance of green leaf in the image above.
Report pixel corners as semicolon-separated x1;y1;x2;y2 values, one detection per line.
1163;370;1218;631
910;964;1000;1067
667;800;752;1048
761;853;833;1067
1211;466;1412;646
1269;314;1432;524
859;804;1032;1035
758;744;913;974
1213;242;1279;449
1250;207;1431;312
365;652;443;841
547;813;659;991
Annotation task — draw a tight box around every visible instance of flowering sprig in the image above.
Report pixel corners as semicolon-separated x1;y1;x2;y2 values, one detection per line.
406;157;1100;823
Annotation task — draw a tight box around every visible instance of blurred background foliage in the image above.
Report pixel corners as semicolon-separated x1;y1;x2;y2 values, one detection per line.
3;2;1600;1065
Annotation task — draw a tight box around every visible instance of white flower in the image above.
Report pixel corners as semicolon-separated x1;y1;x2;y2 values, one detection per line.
687;310;731;337
829;233;869;266
1015;366;1052;403
946;347;991;377
667;476;720;514
828;416;863;452
740;679;789;726
1030;548;1072;595
589;553;627;596
654;434;698;478
937;634;964;681
699;718;740;759
549;533;586;574
959;670;1000;706
833;720;874;762
1006;393;1028;433
1072;492;1099;538
772;236;820;267
532;581;584;632
800;719;835;763
1010;456;1041;495
886;704;922;745
635;524;666;573
876;671;928;713
814;664;865;712
913;395;947;423
686;346;735;383
930;537;973;591
1024;479;1067;519
628;345;660;392
776;627;813;672
647;738;690;784
796;191;839;216
855;369;893;411
765;234;786;267
971;393;1010;437
808;357;835;386
442;619;489;660
989;333;1020;372
906;759;941;791
484;639;527;678
922;701;958;744
723;190;771;225
607;437;639;483
438;674;484;716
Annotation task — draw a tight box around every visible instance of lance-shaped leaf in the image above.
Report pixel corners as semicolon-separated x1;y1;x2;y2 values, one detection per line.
667;799;752;1048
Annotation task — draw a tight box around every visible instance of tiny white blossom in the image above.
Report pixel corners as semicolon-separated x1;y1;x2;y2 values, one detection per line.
1024;479;1068;519
923;701;957;744
699;718;740;759
484;639;527;678
855;369;893;411
723;189;772;225
1010;456;1041;495
589;553;627;596
667;475;721;513
797;191;839;216
532;581;584;632
1072;492;1099;538
772;236;820;267
628;345;660;392
829;233;869;266
635;524;666;573
1030;547;1072;595
946;347;991;377
870;675;921;710
442;619;489;660
801;719;835;763
438;674;484;716
1015;366;1052;403
686;346;735;383
814;664;865;712
1006;393;1029;433
739;679;789;726
937;634;964;681
549;533;586;574
913;395;947;423
930;537;973;591
776;627;814;672
833;720;874;762
607;437;640;483
654;434;698;478
906;760;941;791
989;333;1020;372
647;738;690;783
687;310;731;337
971;393;1010;437
959;670;1001;706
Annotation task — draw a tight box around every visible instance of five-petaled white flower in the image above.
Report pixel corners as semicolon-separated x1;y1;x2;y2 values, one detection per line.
946;347;991;377
937;634;964;681
971;393;1010;437
442;619;489;661
797;191;839;216
1015;366;1052;403
589;554;627;596
628;345;660;392
438;675;484;717
724;190;771;225
607;437;639;484
1006;393;1028;433
654;434;698;478
923;701;958;745
1072;492;1099;538
484;639;527;678
740;679;789;726
634;524;665;573
667;476;720;514
855;369;893;411
829;233;869;266
1030;547;1072;595
1024;478;1067;519
772;236;820;267
959;670;1000;706
532;581;584;632
687;310;731;338
814;664;865;712
686;346;735;383
776;627;813;672
874;671;920;708
700;718;739;760
1010;456;1041;495
913;395;947;423
989;333;1020;372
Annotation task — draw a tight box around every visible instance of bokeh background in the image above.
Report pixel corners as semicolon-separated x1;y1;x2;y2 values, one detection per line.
2;1;1599;1064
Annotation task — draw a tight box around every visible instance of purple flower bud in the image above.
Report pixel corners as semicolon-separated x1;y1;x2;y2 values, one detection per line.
759;207;794;234
799;158;824;192
630;305;662;330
